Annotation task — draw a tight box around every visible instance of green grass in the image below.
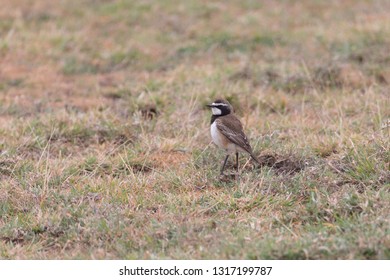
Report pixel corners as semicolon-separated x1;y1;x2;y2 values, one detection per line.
0;0;389;259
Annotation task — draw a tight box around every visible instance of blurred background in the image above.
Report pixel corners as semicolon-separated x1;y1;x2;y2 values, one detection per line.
1;0;389;113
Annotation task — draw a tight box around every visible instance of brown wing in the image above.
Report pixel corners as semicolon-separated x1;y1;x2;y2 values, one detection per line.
216;114;253;154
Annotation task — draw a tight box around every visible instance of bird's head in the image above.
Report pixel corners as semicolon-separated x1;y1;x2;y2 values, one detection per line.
207;99;233;116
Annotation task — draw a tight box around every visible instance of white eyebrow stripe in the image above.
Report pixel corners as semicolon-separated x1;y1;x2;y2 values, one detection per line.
212;103;229;107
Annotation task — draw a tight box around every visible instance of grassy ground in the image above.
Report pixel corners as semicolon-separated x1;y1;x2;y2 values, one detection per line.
0;0;389;259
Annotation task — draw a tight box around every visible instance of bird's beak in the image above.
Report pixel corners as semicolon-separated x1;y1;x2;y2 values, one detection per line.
206;104;214;108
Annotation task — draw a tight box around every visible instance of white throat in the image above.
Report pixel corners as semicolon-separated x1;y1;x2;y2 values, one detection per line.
211;107;222;115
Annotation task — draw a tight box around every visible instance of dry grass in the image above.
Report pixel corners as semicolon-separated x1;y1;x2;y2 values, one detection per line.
0;0;389;259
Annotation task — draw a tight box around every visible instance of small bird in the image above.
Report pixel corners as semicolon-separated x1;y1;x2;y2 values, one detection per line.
207;99;259;176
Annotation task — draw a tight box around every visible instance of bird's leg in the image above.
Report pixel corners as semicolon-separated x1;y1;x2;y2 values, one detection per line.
220;155;229;175
235;152;241;181
235;152;239;173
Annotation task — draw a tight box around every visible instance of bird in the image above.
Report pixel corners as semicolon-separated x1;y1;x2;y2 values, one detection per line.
207;99;260;176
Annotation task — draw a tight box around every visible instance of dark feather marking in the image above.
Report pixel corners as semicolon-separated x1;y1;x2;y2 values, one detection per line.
216;115;259;163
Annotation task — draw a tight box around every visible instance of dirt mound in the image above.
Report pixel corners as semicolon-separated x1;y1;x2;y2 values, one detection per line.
257;153;306;175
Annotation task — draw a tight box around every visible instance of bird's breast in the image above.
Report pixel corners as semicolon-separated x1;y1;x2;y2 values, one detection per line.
210;121;246;154
210;121;225;148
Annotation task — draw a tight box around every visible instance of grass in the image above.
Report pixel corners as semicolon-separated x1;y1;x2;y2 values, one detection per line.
0;0;389;259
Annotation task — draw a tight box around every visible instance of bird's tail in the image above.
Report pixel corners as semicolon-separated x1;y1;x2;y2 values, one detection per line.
249;151;260;164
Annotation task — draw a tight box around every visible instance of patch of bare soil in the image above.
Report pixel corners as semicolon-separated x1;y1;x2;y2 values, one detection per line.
257;153;307;175
0;160;14;177
129;162;154;174
139;104;158;120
